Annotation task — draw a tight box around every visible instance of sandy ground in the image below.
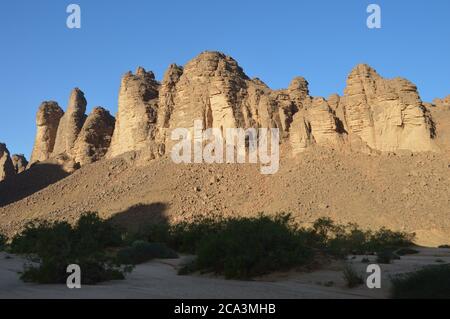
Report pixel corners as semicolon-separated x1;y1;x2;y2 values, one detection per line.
1;247;449;299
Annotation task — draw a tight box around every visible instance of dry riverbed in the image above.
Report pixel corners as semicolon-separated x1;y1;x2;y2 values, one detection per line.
0;247;449;299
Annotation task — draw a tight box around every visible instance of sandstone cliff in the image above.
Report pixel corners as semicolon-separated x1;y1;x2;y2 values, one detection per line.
25;52;440;169
52;88;87;157
107;67;160;158
337;64;437;152
0;143;15;182
73;107;115;165
11;154;28;174
29;101;64;165
433;95;450;110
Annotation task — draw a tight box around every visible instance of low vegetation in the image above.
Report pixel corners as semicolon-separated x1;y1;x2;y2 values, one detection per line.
139;214;414;279
3;212;415;283
343;264;364;288
9;212;129;284
0;233;7;251
395;248;419;256
391;264;450;299
116;241;178;265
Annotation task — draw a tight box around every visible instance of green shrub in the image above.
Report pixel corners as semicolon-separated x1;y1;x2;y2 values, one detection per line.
116;240;178;265
376;250;400;264
306;218;414;257
193;214;314;279
438;244;450;249
391;264;450;299
343;264;364;288
368;228;414;252
11;212;129;284
395;248;419;256
178;260;198;276
169;215;226;253
0;233;7;251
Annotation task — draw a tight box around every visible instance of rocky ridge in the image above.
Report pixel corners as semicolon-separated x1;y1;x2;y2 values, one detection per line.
20;51;443;173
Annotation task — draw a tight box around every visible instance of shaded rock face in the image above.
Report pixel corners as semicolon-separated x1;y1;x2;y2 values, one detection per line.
108;67;160;157
29;101;64;165
337;64;436;152
11;154;28;174
52;88;87;156
73;107;115;165
0;143;15;182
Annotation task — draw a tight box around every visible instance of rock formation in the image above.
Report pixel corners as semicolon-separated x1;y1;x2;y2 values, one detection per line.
0;143;15;182
29;101;64;165
157;52;285;151
289;97;344;154
11;154;28;174
107;67;160;158
25;52;440;168
433;95;450;109
336;64;437;152
73;107;115;165
52;88;87;156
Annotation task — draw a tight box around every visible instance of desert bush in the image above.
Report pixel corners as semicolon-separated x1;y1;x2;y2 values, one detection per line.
376;249;400;264
192;214;314;279
138;214;415;279
367;228;414;252
391;264;450;299
11;212;129;284
122;223;172;246
438;244;450;249
169;215;227;254
116;240;178;265
342;264;364;288
395;248;419;256
0;233;7;251
307;218;414;257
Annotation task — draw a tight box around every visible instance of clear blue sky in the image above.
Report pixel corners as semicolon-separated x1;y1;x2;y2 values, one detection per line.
0;0;449;157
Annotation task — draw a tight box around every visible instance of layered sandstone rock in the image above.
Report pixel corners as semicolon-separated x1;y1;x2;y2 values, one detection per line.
52;88;87;156
29;101;64;165
433;95;450;109
26;52;441;165
159;51;284;151
11;154;28;174
337;64;437;152
73;107;115;165
289;96;344;154
164;52;248;134
0;143;15;182
108;67;160;157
